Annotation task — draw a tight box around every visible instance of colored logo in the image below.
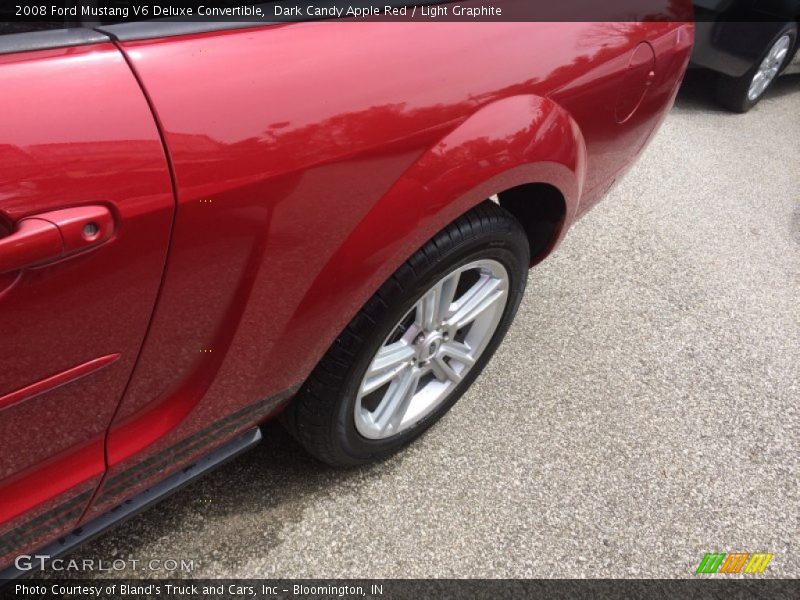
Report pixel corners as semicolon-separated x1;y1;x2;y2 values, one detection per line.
696;552;773;574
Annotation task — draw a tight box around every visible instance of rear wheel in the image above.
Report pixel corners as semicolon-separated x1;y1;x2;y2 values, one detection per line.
282;202;529;466
715;23;797;112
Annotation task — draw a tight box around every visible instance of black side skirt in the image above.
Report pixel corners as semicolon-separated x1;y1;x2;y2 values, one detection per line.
0;427;262;582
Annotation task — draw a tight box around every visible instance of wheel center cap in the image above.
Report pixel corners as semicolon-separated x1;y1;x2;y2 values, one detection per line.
420;332;443;360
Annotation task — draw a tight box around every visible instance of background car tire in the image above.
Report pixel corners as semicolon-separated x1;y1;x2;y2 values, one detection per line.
714;22;797;113
281;201;530;466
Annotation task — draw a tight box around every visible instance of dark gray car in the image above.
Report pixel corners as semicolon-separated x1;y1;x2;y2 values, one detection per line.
692;1;799;111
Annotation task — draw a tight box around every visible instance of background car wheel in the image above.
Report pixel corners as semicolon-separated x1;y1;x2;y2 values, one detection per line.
715;22;797;112
282;201;530;466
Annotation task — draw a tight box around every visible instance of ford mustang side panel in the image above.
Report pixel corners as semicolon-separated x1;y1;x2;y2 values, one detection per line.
82;21;692;519
0;16;693;569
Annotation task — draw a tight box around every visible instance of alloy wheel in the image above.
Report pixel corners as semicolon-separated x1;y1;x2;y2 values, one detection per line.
748;34;792;102
354;259;509;439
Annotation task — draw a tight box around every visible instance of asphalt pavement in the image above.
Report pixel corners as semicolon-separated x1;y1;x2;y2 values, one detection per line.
44;71;799;579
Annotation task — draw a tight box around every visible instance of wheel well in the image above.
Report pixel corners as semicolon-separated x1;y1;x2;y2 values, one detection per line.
495;183;567;264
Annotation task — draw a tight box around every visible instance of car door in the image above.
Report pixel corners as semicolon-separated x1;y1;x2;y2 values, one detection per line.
0;27;174;565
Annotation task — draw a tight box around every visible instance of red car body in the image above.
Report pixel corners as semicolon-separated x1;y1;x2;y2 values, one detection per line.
0;18;693;572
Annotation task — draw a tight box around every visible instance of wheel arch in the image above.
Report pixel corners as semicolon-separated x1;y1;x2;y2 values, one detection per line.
275;94;586;386
495;182;568;266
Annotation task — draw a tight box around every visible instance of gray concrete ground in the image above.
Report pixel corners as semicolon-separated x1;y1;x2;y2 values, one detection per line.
51;72;799;579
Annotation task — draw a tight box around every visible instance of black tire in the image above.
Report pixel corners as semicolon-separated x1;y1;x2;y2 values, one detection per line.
281;201;529;466
715;22;797;113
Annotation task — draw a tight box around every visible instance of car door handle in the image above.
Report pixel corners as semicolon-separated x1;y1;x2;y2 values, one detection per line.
0;205;114;274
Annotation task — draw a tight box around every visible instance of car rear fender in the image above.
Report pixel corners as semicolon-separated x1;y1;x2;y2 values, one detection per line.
283;94;586;372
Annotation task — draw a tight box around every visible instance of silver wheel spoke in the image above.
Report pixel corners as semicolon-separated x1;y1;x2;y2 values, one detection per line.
374;368;421;434
447;276;505;330
430;356;462;384
362;342;415;395
415;272;459;331
438;273;460;323
440;340;475;367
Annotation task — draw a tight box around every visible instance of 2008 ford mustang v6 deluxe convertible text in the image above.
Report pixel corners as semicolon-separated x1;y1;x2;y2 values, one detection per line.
0;12;693;574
